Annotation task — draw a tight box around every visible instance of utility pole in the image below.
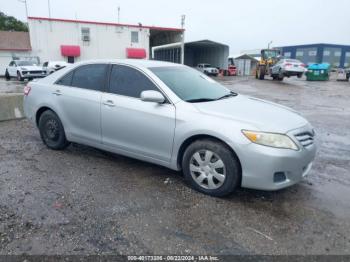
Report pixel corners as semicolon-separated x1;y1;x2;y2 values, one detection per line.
18;0;28;20
47;0;53;31
117;6;120;23
181;15;186;64
268;41;273;49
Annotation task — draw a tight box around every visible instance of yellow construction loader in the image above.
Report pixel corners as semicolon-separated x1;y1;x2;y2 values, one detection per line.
255;49;281;80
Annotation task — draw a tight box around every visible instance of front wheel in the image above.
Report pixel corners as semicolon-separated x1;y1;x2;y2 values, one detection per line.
39;110;70;150
182;139;241;197
297;74;303;78
17;71;24;81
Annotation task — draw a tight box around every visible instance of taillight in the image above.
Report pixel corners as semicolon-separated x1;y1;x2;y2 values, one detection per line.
300;64;306;67
285;63;292;67
24;85;31;96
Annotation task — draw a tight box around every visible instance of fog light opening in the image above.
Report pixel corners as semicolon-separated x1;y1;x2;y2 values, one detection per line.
274;172;287;183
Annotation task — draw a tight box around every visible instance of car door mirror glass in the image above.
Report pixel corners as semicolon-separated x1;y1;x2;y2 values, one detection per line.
140;90;165;103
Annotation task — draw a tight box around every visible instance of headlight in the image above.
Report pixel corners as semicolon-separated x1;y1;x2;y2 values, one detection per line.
242;130;299;150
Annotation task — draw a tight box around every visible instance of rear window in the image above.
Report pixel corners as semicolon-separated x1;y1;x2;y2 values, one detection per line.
56;71;73;86
70;64;108;91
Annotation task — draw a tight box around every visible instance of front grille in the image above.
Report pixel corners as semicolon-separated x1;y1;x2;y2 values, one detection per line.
29;70;44;74
295;131;314;148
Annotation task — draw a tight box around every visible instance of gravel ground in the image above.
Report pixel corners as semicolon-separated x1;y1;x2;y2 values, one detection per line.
0;76;350;255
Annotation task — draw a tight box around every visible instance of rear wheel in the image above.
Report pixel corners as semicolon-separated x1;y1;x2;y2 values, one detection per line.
259;65;265;80
38;110;70;150
5;70;10;80
182;139;241;197
297;73;303;78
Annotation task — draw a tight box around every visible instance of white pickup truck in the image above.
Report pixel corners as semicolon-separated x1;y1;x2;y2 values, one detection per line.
197;63;219;76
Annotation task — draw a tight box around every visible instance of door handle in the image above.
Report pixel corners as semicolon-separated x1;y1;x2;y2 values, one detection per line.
52;90;62;96
103;100;116;107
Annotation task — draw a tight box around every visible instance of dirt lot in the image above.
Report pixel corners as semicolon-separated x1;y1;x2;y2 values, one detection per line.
0;76;350;255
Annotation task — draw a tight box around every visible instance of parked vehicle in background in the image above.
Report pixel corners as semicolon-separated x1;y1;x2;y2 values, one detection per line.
227;65;237;76
270;59;306;81
24;59;316;197
5;60;46;81
335;68;350;81
42;61;68;74
255;49;281;80
197;63;219;76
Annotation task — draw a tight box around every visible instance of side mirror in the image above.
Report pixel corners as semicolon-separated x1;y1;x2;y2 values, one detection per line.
140;90;165;104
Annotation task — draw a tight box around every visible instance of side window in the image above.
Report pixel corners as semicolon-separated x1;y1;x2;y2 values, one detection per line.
109;65;158;98
71;64;108;91
56;71;73;86
43;62;48;67
9;61;14;66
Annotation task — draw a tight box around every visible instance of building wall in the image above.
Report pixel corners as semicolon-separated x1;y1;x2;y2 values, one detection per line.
280;44;350;68
28;19;150;63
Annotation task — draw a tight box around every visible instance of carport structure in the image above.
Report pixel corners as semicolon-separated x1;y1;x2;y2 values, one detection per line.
152;39;229;69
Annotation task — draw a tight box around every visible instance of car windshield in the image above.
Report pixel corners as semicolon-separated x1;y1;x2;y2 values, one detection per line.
263;51;279;59
203;64;211;68
150;66;235;102
17;61;36;66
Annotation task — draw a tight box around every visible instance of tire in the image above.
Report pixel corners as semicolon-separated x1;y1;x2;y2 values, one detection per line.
17;71;24;81
182;139;241;197
259;66;265;80
5;70;10;80
297;74;303;79
38;110;70;150
278;69;284;81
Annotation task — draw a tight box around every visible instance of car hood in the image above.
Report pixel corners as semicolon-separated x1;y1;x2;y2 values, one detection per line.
19;66;43;71
192;95;308;133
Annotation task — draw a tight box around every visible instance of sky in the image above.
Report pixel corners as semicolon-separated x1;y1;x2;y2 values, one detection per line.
1;0;350;54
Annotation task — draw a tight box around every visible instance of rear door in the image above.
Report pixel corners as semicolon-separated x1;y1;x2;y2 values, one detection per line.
54;63;108;145
101;64;176;163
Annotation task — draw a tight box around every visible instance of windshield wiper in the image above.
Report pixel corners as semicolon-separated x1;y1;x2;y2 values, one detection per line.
215;92;238;101
185;98;217;103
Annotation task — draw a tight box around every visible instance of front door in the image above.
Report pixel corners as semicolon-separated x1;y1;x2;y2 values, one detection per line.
101;64;176;163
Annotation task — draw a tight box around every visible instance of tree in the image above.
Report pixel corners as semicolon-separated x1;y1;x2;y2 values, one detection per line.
0;11;28;32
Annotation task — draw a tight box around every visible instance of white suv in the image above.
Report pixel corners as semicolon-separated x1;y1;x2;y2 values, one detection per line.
42;61;68;75
5;60;46;81
197;63;219;76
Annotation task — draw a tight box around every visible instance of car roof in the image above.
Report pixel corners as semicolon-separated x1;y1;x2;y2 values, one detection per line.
71;59;181;68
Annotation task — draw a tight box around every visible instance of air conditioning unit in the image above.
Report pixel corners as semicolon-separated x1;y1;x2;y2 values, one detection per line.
82;35;90;42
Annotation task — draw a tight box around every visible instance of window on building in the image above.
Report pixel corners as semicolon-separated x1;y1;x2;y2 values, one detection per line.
109;65;158;98
131;31;139;43
296;51;304;57
344;52;350;68
81;27;90;41
309;50;317;56
323;48;341;67
284;52;291;58
71;64;108;91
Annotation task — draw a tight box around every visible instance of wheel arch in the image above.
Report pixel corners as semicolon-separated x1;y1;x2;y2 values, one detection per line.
35;106;56;127
176;134;242;178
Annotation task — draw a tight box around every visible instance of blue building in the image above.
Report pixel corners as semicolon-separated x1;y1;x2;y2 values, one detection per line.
278;44;350;68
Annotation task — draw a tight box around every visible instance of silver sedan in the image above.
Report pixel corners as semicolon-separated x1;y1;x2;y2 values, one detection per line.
23;59;316;197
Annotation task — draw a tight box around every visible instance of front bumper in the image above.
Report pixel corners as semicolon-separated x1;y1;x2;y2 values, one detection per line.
238;127;316;191
21;72;47;78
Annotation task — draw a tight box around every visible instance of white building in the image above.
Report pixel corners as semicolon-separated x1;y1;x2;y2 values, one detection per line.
27;16;183;64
